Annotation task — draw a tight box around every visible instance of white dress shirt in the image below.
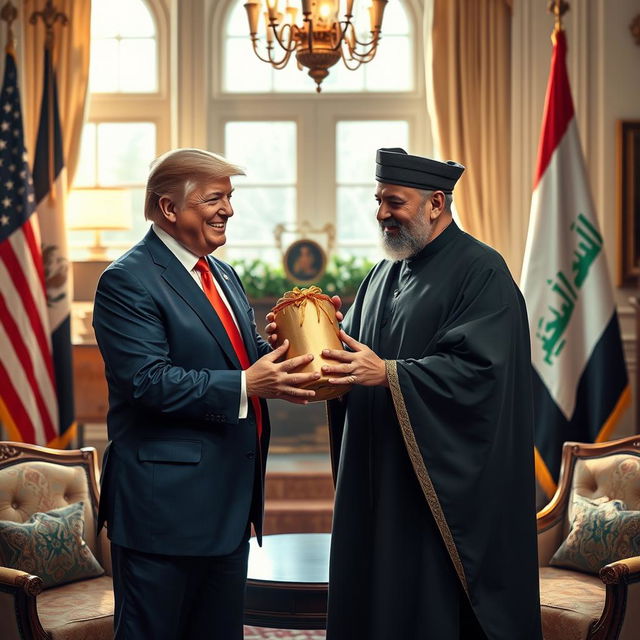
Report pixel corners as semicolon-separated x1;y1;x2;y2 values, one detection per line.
152;224;249;419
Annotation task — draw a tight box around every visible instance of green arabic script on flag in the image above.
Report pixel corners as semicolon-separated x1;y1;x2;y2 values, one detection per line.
536;213;603;366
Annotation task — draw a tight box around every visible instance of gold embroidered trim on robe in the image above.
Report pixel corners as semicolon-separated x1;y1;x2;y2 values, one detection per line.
385;359;470;596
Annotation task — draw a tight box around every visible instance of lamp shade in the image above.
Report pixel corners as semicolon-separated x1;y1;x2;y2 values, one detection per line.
67;188;132;231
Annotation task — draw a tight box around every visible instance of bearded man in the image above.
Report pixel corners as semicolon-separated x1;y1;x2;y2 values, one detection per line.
319;149;542;639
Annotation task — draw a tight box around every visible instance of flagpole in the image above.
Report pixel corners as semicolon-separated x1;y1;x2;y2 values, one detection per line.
1;1;17;55
547;0;569;37
29;1;68;205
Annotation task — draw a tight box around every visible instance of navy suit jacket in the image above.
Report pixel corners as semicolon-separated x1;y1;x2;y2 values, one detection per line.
93;228;271;556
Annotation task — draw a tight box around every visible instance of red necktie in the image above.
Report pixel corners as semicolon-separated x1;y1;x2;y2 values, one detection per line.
195;258;262;439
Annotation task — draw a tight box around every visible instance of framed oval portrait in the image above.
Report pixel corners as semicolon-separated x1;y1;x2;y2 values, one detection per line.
283;239;327;284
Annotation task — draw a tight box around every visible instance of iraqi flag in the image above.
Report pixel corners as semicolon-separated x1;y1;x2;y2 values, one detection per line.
520;29;630;501
31;44;75;447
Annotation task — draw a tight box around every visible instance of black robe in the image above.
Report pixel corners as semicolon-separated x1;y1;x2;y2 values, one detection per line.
327;222;542;640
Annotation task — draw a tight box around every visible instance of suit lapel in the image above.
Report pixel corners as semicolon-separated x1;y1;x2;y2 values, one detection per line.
145;230;240;368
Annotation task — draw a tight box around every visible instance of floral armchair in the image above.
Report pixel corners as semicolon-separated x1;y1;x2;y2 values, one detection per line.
537;435;640;640
0;442;113;640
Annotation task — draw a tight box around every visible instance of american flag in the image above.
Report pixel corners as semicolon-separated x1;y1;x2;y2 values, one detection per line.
0;48;59;444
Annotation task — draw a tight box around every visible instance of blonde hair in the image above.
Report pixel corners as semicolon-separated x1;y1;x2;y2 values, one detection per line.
144;148;246;221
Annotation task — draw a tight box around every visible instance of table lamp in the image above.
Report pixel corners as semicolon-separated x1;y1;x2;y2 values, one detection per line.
67;188;132;260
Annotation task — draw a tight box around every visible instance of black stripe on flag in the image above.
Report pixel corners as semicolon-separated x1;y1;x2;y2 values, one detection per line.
533;312;629;482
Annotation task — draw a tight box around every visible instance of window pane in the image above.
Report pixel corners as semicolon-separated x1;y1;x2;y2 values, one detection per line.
225;122;296;255
118;0;155;37
91;0;120;38
68;187;148;260
363;36;412;91
337;186;379;243
225;122;296;184
102;188;147;247
224;38;272;92
119;39;158;92
90;0;158;94
96;123;156;185
227;0;251;36
272;59;316;93
225;187;296;243
92;0;155;38
90;39;119;92
336;120;409;247
321;62;365;93
378;0;410;34
74;123;97;187
336;120;409;182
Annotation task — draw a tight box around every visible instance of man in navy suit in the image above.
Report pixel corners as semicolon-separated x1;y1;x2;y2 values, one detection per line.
93;148;320;640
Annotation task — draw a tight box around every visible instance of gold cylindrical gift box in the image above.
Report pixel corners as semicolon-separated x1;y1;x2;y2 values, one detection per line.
272;287;352;401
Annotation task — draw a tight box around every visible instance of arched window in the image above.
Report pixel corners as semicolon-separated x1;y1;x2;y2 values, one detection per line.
69;0;169;260
89;0;158;93
212;0;429;263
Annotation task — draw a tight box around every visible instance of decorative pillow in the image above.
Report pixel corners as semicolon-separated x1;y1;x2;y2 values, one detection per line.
550;494;640;575
0;501;104;588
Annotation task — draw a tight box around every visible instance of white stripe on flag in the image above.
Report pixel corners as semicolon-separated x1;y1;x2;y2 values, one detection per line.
9;223;52;351
522;119;614;419
0;320;48;445
0;251;58;425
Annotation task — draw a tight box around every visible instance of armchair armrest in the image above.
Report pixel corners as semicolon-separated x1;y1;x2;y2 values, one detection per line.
0;566;43;596
537;493;568;532
600;556;640;585
0;567;47;640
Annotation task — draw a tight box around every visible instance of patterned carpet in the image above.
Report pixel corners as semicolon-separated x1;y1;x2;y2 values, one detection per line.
244;627;326;639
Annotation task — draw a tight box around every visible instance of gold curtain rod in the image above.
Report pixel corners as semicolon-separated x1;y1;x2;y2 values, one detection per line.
1;1;18;53
29;0;68;50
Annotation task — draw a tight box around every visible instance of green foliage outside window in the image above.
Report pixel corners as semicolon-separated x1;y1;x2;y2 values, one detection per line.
230;255;375;301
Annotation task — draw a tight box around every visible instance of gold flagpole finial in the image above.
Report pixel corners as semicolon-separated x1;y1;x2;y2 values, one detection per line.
29;0;68;50
548;0;570;37
1;1;18;54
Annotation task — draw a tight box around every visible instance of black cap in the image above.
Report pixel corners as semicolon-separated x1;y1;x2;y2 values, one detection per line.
375;148;465;194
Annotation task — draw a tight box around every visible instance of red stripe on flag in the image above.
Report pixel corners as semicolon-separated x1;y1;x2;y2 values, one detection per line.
0;358;37;444
533;30;575;189
0;239;56;388
0;291;57;442
23;216;48;297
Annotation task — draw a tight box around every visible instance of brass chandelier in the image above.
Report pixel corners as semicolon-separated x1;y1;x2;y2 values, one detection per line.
243;0;388;92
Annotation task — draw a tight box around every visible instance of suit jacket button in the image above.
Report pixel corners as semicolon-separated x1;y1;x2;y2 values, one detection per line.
246;451;255;460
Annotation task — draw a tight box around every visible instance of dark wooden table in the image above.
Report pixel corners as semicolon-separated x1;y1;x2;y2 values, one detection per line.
245;533;330;629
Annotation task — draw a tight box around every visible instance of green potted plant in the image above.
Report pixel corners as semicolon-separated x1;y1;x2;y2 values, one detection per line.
230;255;374;303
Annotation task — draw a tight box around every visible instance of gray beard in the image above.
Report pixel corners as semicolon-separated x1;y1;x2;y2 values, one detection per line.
379;211;434;261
